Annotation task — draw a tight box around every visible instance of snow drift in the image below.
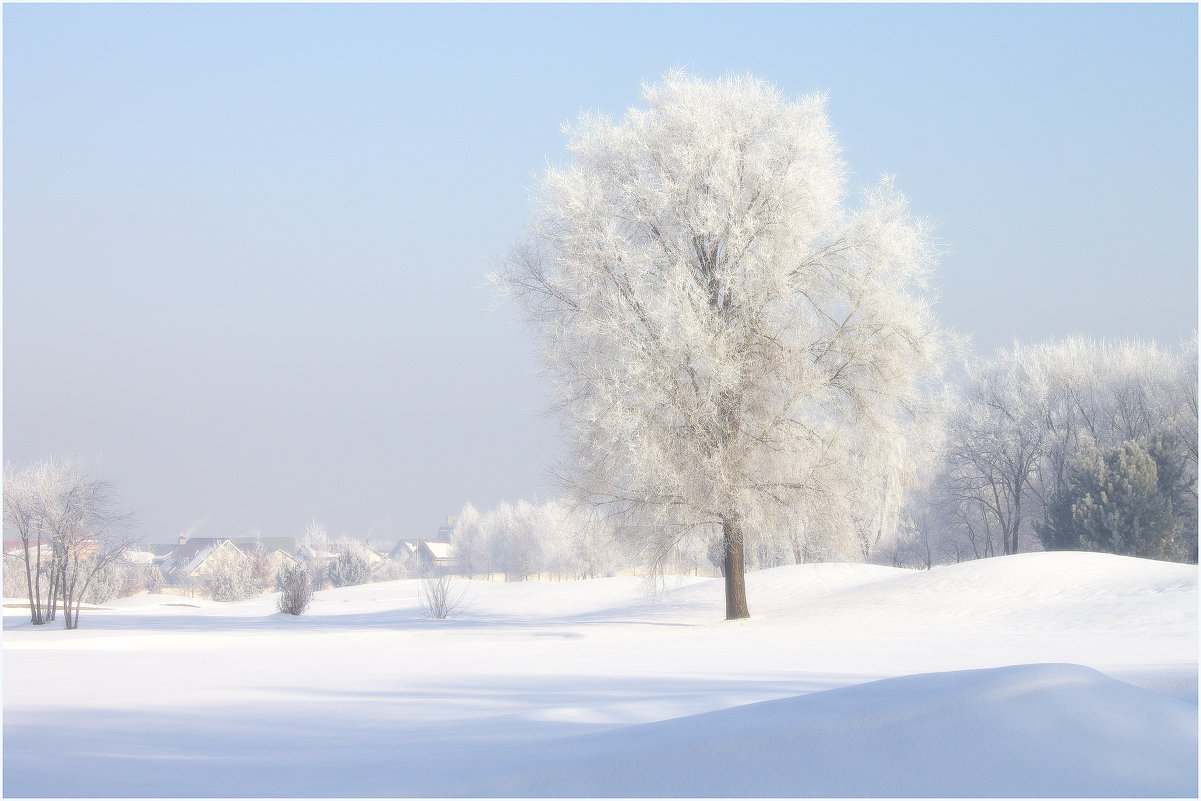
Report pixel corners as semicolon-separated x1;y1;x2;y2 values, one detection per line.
4;551;1196;797
463;663;1196;797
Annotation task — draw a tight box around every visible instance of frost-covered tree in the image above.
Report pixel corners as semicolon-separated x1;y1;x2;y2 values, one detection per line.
941;349;1049;557
143;562;165;594
245;539;274;589
1038;436;1191;561
491;500;547;582
301;520;332;589
1024;336;1192;522
328;540;372;587
276;563;314;615
3;457;137;628
209;555;258;602
496;71;948;618
450;503;486;578
941;336;1197;562
4;461;56;623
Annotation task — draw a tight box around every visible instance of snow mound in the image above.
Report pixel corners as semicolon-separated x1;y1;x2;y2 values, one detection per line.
738;550;1195;609
464;663;1197;798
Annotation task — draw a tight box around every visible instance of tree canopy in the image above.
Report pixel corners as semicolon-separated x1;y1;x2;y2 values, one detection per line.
497;71;948;618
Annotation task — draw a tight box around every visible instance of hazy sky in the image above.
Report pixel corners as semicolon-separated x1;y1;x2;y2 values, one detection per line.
5;4;1196;544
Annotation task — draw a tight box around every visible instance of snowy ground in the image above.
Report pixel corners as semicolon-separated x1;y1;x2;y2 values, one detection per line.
3;551;1197;797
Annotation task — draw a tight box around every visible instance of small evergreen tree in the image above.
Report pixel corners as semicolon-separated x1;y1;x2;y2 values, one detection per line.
143;563;165;594
1038;436;1190;562
82;560;125;604
210;559;258;601
246;541;274;589
328;545;372;588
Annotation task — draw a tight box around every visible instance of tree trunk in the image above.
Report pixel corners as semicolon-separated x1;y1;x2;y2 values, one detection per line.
721;513;750;620
22;538;41;624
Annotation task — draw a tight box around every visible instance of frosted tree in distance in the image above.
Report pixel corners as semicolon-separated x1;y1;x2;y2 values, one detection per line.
496;71;948;619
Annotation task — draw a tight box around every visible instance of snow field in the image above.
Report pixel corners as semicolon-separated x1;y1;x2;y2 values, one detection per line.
3;551;1196;796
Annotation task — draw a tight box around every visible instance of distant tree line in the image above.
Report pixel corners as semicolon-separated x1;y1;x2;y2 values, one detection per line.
887;335;1197;567
453;335;1197;579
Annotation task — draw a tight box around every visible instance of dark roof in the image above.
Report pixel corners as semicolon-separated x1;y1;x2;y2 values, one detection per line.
173;538;225;562
229;537;297;555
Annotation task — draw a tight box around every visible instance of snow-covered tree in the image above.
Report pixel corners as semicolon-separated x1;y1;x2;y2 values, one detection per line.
143;562;165;594
209;557;258;602
328;539;373;587
450;503;486;578
276;563;314;615
300;520;332;589
942;347;1052;556
3;457;138;628
496;71;948;618
4;461;55;623
245;538;275;589
1038;436;1190;561
926;335;1197;565
495;500;546;582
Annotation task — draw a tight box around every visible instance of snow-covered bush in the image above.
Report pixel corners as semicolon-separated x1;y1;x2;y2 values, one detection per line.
328;544;372;587
143;563;165;594
3;555;28;597
210;559;258;602
276;563;314;615
82;559;126;604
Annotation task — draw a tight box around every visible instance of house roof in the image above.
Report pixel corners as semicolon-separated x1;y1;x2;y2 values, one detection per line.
389;541;418;559
230;537;297;555
160;538;249;577
422;541;455;560
173;538;224;562
297;543;337;560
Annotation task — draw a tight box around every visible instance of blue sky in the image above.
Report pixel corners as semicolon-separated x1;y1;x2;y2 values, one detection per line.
4;3;1196;544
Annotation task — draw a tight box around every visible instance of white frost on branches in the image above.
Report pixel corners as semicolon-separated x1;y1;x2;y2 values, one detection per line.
496;71;949;614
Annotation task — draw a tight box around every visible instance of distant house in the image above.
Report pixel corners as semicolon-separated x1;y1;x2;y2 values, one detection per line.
265;548;301;575
123;549;159;566
230;538;300;578
389;540;419;570
383;539;457;573
3;540;47;568
356;545;386;568
230;537;298;557
296;542;338;564
418;540;458;572
159;537;251;585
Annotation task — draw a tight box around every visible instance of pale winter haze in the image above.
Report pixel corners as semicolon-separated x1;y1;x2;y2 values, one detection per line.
4;3;1196;545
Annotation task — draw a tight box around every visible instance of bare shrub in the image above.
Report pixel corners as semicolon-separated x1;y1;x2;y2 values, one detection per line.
419;569;467;619
276;563;314;616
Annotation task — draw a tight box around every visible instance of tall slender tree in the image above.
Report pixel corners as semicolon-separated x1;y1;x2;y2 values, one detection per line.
4;456;136;628
497;72;948;618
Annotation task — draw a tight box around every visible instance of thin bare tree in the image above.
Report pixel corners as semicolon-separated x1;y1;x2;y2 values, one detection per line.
4;456;137;628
